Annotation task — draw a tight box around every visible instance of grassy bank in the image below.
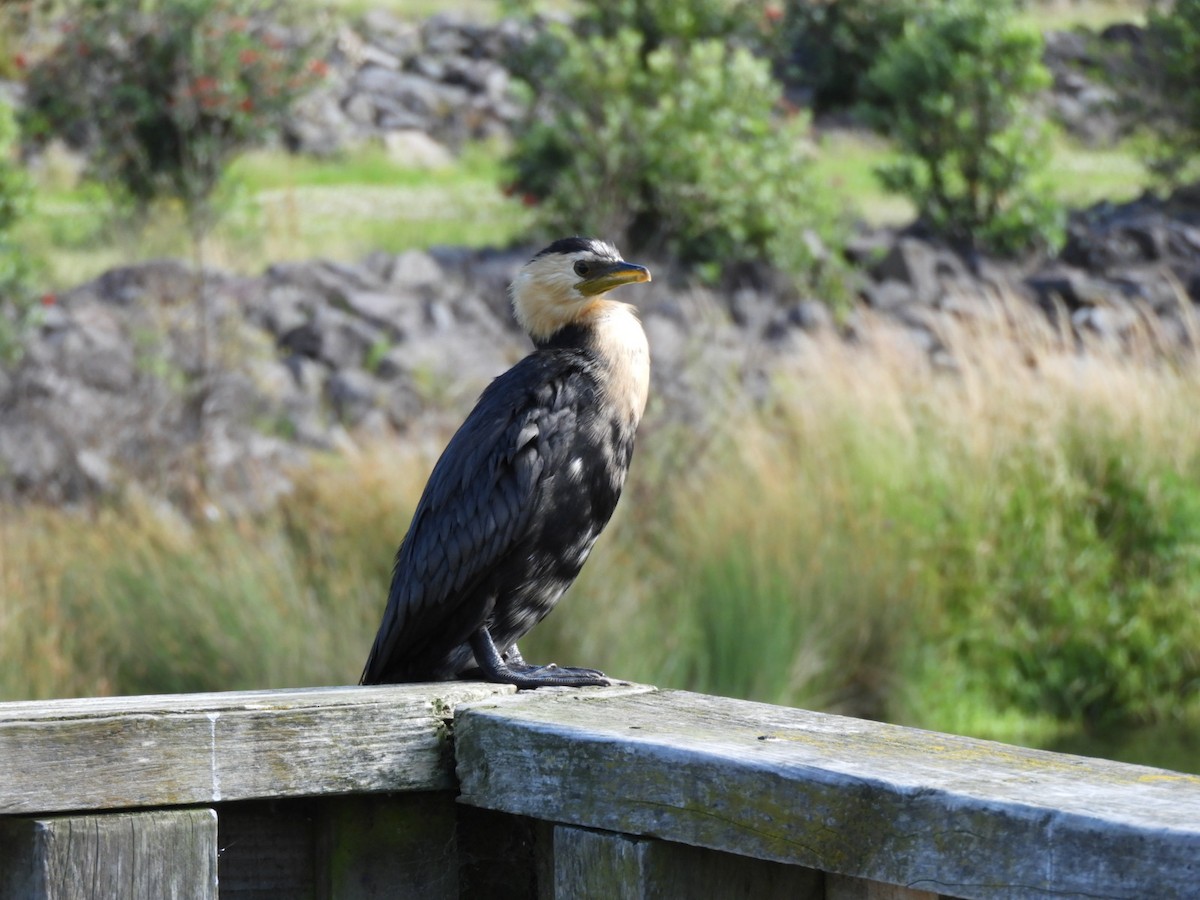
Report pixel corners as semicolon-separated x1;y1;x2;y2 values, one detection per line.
17;129;1149;290
15;142;533;290
2;305;1198;771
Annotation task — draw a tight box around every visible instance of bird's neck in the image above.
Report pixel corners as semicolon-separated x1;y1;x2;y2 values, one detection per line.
536;301;650;429
581;300;651;429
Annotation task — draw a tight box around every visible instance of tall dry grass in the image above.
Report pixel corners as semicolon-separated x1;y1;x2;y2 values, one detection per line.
2;295;1198;761
526;293;1200;736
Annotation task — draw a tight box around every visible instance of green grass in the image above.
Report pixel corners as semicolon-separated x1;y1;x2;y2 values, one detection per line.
15;142;532;290
18;129;1148;288
813;127;1148;227
1017;0;1147;32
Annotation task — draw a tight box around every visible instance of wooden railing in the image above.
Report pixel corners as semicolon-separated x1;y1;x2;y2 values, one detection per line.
1;682;1196;899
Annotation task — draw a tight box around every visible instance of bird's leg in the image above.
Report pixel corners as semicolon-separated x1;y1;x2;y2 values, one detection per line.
469;627;611;689
503;644;526;666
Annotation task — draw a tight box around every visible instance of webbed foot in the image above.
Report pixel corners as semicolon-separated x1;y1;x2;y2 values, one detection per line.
469;630;611;689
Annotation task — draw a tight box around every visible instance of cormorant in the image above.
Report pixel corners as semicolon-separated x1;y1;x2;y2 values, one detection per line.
360;237;652;689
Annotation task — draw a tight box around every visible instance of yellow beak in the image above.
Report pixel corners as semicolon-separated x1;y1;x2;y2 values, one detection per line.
577;262;652;296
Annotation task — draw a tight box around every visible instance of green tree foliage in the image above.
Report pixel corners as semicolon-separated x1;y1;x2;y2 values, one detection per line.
21;0;325;232
1139;0;1200;185
863;0;1063;255
507;1;840;283
580;0;768;47
778;0;919;112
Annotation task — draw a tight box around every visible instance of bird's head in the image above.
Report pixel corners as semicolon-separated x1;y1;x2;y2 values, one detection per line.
510;237;651;343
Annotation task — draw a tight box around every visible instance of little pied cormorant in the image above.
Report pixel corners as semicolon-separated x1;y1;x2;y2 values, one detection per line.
360;237;652;689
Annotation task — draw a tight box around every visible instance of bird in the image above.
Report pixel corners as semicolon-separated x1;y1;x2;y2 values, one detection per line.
360;237;652;689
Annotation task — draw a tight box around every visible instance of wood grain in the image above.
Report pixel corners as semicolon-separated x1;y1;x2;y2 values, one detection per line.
827;873;946;900
455;688;1200;900
0;683;512;815
0;809;217;899
551;825;823;899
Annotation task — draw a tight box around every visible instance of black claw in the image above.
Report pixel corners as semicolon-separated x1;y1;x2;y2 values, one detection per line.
469;628;609;689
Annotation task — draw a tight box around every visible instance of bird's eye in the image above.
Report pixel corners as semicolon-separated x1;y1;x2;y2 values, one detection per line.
573;261;590;277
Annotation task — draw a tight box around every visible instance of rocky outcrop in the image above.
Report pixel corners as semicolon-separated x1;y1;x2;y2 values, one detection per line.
283;12;533;160
4;185;1200;510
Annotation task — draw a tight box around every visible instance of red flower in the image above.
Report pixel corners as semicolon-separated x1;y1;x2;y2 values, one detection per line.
40;293;57;307
239;49;260;66
13;53;26;71
765;5;784;24
239;97;253;112
308;59;329;78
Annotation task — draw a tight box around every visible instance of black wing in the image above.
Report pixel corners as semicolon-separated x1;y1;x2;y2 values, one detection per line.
360;351;593;683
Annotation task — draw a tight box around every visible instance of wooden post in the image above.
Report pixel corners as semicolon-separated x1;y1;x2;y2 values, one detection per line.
0;809;217;899
319;793;459;900
827;874;947;900
549;825;822;899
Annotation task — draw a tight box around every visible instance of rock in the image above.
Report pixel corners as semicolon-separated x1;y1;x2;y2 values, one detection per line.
339;290;413;331
0;418;70;498
285;90;365;157
386;249;444;291
1110;267;1189;313
248;283;313;337
421;15;473;56
308;306;385;369
1027;267;1125;311
325;367;379;427
788;300;835;333
862;279;916;311
55;302;136;392
359;10;422;62
844;228;898;268
382;129;454;168
872;237;969;306
343;91;383;127
1072;304;1139;342
1041;29;1127;144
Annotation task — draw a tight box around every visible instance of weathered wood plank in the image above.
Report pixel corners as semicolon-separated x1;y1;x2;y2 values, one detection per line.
454;688;1200;900
0;808;217;899
0;683;512;815
551;825;823;899
456;805;541;900
319;793;459;899
827;873;947;900
216;800;320;899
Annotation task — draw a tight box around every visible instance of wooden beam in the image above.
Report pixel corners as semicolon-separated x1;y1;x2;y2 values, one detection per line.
550;825;823;899
0;683;512;815
0;809;217;899
454;688;1200;900
827;873;945;900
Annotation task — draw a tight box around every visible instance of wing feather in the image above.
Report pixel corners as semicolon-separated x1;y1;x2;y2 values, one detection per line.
360;353;587;683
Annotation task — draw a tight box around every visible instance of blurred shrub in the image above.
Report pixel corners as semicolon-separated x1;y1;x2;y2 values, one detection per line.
938;448;1200;726
21;0;325;229
507;1;841;284
778;0;920;112
0;100;39;367
1137;0;1200;185
579;0;768;47
863;0;1063;255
